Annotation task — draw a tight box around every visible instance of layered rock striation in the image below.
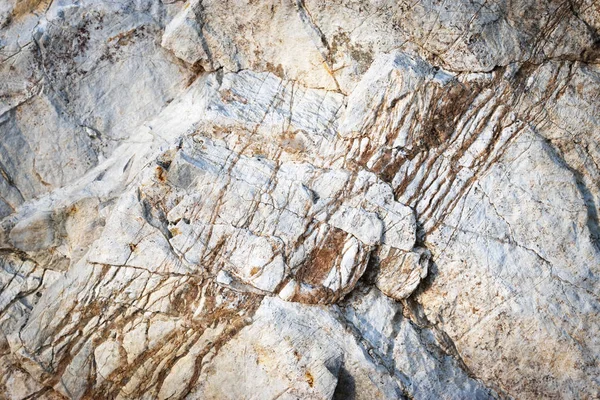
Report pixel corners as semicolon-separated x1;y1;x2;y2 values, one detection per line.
1;0;599;399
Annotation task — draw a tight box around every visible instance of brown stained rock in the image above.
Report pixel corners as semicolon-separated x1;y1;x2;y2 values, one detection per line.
295;227;346;286
1;1;600;399
375;246;430;300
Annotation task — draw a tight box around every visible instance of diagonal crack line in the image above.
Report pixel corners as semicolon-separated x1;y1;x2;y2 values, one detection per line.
294;0;343;93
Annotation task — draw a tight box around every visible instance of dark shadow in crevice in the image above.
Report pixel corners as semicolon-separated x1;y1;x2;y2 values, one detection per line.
332;365;356;400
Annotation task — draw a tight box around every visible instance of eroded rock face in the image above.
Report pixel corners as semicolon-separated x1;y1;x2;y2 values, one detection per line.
1;0;599;399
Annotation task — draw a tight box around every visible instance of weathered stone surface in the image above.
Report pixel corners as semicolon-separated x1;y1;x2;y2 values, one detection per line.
1;0;599;399
0;0;190;215
375;247;430;300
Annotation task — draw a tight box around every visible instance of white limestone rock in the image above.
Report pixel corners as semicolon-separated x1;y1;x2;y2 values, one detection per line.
375;246;430;300
0;0;190;214
161;0;208;66
1;1;600;399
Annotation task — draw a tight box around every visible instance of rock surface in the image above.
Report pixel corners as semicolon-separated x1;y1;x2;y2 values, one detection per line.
1;0;599;399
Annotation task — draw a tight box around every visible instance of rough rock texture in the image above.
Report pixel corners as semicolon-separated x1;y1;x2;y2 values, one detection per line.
1;0;599;399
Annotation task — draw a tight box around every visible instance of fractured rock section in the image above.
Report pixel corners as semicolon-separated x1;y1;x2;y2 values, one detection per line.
1;0;600;399
160;137;416;302
89;134;419;304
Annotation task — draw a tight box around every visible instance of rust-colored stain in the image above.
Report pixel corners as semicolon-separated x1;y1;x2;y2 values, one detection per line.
219;89;248;104
305;371;314;387
295;227;346;286
155;166;167;183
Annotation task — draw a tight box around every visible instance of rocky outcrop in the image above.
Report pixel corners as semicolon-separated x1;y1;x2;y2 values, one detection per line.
1;0;599;399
